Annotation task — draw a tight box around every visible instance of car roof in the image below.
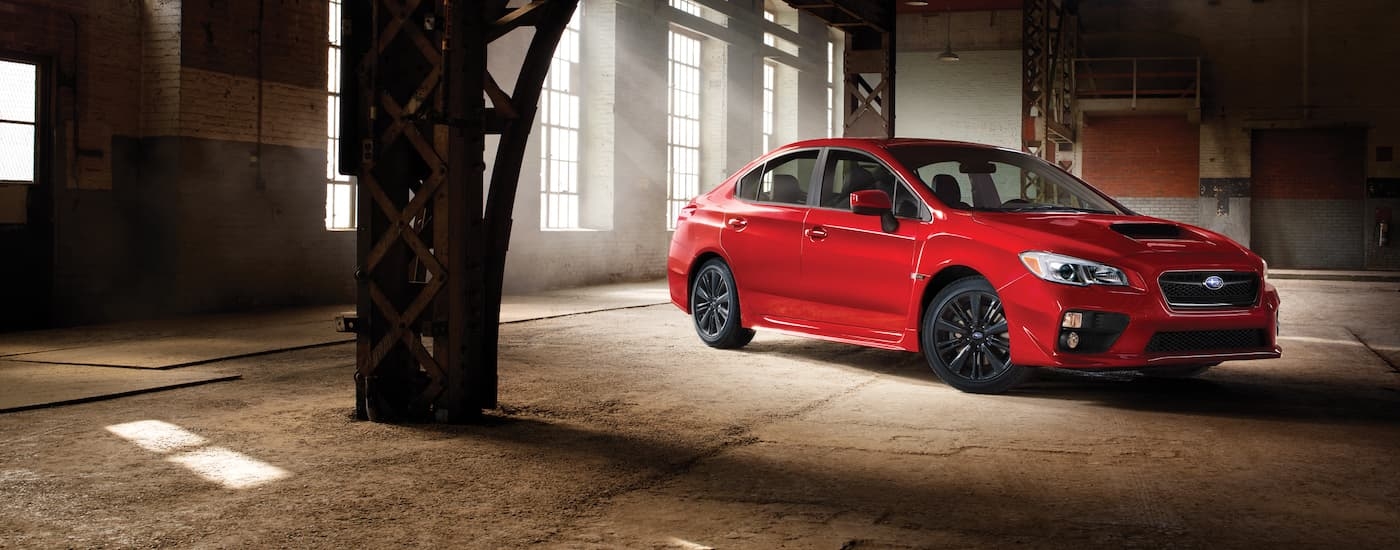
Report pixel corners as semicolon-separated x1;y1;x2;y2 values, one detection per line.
778;137;1016;153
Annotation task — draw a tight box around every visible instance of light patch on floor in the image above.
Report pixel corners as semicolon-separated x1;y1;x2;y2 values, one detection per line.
166;447;290;489
106;420;289;489
666;537;716;549
106;420;208;453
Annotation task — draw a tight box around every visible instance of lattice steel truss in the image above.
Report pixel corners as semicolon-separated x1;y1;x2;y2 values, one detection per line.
342;0;579;422
786;0;896;138
1023;0;1078;155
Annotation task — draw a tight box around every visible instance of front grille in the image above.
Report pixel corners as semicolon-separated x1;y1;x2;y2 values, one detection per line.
1145;329;1268;353
1158;271;1259;308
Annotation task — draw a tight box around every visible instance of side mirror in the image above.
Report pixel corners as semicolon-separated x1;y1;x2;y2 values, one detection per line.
850;189;892;216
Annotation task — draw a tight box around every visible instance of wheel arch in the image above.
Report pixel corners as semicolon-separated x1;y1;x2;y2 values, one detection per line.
913;265;985;350
687;251;728;309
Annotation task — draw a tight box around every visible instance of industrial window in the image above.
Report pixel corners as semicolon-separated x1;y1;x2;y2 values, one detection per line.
325;0;355;230
827;39;837;138
0;59;38;184
540;6;583;230
670;0;701;17
666;30;702;231
762;10;776;47
762;62;775;153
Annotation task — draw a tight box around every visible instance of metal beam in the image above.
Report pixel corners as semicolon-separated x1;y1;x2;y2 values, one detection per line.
346;0;579;423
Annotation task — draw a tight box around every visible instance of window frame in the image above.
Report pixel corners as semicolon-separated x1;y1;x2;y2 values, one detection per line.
814;147;931;221
539;5;584;231
325;0;356;231
0;55;41;186
734;148;821;207
665;27;705;231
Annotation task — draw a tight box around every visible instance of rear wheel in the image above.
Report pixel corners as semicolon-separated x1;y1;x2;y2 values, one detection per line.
691;259;755;349
921;276;1030;394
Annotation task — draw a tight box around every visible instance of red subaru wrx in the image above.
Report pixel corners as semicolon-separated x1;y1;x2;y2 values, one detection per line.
667;138;1281;393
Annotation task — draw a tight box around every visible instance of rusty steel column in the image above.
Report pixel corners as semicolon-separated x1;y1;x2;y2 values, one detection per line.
1023;0;1078;157
342;0;579;423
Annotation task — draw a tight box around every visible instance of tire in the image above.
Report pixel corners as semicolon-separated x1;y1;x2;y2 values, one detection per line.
691;259;755;349
1141;363;1217;379
921;276;1030;394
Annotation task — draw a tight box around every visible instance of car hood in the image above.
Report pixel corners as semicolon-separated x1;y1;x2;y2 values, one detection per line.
970;211;1260;270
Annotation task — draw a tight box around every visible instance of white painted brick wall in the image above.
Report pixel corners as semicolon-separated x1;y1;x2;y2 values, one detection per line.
1116;197;1200;226
1252;199;1365;268
894;50;1022;149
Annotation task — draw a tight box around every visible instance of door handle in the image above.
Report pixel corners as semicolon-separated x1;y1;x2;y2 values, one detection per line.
806;226;828;240
727;217;748;230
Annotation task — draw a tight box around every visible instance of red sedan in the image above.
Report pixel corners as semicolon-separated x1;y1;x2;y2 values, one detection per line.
667;138;1281;393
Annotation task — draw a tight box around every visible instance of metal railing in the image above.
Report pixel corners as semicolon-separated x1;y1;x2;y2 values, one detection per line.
1074;57;1201;109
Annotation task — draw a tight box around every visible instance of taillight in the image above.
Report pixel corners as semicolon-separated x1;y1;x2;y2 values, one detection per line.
678;202;699;221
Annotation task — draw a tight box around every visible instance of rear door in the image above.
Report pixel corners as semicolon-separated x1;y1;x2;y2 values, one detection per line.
720;149;819;320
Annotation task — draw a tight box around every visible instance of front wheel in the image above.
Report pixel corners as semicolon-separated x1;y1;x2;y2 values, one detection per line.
691;259;755;349
921;276;1030;394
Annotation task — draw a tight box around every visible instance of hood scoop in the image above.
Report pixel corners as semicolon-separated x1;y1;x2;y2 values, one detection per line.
1111;223;1186;240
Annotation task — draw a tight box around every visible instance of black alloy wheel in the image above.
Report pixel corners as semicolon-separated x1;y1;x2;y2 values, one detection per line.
691;259;755;349
922;276;1030;393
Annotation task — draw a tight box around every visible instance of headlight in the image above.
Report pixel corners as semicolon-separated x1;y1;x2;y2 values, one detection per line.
1261;258;1269;284
1019;251;1128;286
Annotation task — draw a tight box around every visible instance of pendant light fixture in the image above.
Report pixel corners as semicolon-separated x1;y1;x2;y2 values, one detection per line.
938;3;960;62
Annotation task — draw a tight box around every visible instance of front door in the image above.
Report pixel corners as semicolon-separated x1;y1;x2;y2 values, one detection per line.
799;149;925;341
0;56;50;331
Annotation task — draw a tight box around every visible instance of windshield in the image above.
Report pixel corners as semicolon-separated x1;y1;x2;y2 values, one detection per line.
887;145;1128;215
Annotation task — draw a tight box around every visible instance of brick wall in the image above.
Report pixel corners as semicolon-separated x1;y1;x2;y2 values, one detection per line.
1115;197;1199;225
501;0;835;292
1251;129;1367;269
181;0;324;90
157;0;352;317
1251;129;1365;200
1082;114;1199;199
142;0;182;138
895;50;1022;149
1;0;352;325
1076;0;1399;268
1251;199;1363;269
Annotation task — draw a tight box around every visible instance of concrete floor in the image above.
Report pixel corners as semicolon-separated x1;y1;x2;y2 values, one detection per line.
0;278;1397;548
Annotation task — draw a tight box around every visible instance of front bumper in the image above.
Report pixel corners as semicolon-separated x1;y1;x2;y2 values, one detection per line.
999;273;1281;369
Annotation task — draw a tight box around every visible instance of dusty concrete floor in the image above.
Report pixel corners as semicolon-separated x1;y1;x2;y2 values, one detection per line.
1;278;1398;549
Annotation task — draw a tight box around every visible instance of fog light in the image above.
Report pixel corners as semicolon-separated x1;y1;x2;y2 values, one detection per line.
1066;331;1081;349
1062;312;1083;329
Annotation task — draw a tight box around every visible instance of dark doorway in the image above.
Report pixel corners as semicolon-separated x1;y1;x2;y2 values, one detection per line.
0;56;52;331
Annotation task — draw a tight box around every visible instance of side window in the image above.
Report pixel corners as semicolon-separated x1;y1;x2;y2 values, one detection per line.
917;161;972;209
892;183;928;219
736;150;818;205
820;150;899;210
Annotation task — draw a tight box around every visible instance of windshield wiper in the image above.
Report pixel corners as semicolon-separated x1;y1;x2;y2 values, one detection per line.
1003;204;1115;214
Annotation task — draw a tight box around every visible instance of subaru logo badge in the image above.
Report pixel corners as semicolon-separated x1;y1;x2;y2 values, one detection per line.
1203;275;1225;290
